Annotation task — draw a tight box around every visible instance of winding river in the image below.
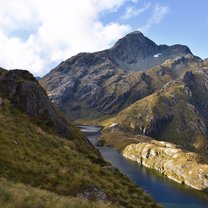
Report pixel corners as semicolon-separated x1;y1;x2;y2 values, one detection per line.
78;125;208;208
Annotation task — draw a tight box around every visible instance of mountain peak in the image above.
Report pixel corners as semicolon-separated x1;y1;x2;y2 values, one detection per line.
109;31;195;71
41;31;200;121
112;31;154;50
124;30;144;37
110;31;158;67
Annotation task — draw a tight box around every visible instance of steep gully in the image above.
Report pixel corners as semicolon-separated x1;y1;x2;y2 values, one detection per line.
78;125;208;208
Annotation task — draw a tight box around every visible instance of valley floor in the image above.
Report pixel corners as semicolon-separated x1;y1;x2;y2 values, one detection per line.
83;126;208;208
98;130;208;191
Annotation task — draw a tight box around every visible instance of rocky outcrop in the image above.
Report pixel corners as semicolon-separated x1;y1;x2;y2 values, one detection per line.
77;185;109;202
183;71;195;88
0;70;95;154
0;70;73;138
110;31;194;71
0;69;102;158
123;140;208;191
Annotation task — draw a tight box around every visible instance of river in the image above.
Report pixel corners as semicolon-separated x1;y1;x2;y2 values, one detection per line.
78;125;208;208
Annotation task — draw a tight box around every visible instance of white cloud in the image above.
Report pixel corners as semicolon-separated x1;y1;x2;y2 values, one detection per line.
122;3;151;20
0;1;171;76
0;31;45;75
0;1;39;34
0;0;131;76
138;3;169;32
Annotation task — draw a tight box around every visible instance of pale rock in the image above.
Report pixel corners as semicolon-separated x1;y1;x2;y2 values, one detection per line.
123;140;208;191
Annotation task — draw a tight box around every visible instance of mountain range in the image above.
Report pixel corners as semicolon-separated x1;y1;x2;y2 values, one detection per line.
1;30;208;207
40;31;199;120
40;31;208;152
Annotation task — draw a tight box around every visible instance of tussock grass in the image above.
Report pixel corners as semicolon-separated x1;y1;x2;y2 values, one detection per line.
0;99;161;208
0;177;115;208
103;81;208;153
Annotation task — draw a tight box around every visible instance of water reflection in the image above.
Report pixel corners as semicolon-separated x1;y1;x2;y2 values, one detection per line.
80;126;208;208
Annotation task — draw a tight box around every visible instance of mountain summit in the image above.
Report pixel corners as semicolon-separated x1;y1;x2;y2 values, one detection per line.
40;31;199;120
110;31;193;70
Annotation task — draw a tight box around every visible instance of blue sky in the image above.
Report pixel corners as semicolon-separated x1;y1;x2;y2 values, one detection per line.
101;0;208;58
0;0;207;76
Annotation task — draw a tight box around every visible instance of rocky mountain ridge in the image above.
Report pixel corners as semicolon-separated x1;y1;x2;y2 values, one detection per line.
109;31;194;71
38;30;208;195
104;64;208;153
40;31;199;120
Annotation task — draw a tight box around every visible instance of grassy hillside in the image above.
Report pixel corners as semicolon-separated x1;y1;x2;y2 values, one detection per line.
0;97;160;208
0;177;114;208
103;80;208;153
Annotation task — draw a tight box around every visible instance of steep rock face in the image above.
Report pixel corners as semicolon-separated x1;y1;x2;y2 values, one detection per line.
0;69;98;157
183;68;208;123
123;140;208;191
148;55;202;89
40;31;196;120
0;70;71;138
41;60;155;119
110;31;193;71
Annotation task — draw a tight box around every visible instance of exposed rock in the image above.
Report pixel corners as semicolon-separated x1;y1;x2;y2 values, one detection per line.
40;31;197;120
77;185;109;202
204;58;208;65
0;70;72;138
0;70;98;159
123;140;208;191
110;31;194;71
104;79;208;152
183;71;195;88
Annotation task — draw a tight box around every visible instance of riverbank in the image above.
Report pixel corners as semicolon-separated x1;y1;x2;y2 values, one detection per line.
77;126;163;208
99;130;208;191
123;140;208;191
82;126;208;207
